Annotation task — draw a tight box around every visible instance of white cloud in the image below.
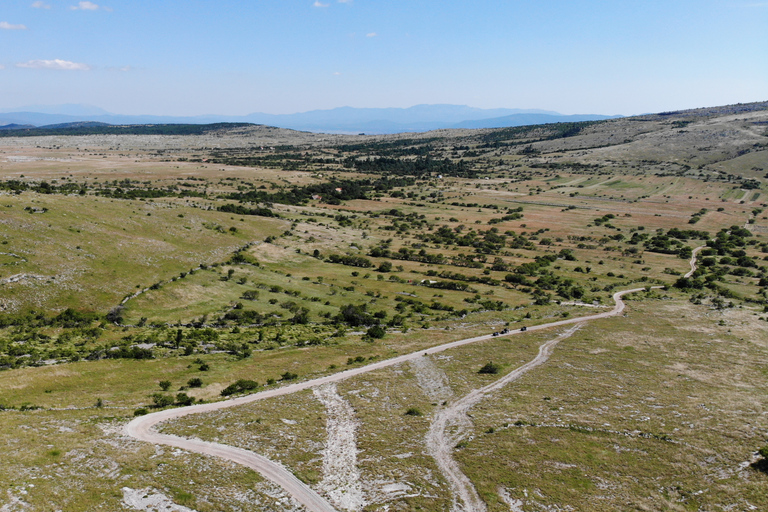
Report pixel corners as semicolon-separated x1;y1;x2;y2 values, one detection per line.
0;65;5;70
0;22;28;30
313;1;329;7
70;1;100;10
31;1;51;8
366;32;377;37
16;59;91;71
333;71;342;75
338;0;353;3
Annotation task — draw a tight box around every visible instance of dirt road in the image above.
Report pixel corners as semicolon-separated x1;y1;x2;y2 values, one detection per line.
684;246;703;278
125;285;652;512
425;325;583;512
424;247;703;511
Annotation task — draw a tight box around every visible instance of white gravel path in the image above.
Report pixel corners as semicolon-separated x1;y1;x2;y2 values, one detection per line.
313;383;365;511
425;325;582;512
125;282;676;512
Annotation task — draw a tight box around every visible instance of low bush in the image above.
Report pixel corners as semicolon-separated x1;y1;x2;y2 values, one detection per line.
221;379;259;396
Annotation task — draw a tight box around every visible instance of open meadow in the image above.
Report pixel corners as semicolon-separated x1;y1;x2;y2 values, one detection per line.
0;102;767;511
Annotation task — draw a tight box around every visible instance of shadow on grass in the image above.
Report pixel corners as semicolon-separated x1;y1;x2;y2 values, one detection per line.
750;458;768;474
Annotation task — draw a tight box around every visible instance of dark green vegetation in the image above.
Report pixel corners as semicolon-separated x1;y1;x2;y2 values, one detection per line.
2;101;767;383
0;101;766;510
0;122;255;137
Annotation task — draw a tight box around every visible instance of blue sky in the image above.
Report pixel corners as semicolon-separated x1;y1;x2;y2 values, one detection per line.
1;0;766;116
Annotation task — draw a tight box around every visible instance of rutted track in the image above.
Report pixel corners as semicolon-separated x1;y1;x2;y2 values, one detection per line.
425;325;583;512
125;285;655;512
424;245;702;511
127;292;651;509
684;245;703;278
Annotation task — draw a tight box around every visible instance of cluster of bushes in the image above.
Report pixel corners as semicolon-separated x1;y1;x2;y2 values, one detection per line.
218;203;278;218
346;155;474;179
150;392;195;408
104;346;154;360
488;208;524;225
0;308;101;329
426;269;501;286
416;226;508;254
326;254;372;268
221;379;259;396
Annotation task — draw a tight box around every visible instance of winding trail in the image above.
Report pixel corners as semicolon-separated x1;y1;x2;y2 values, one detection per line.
423;246;704;511
125;248;706;512
684;245;703;278
125;286;651;512
426;325;583;512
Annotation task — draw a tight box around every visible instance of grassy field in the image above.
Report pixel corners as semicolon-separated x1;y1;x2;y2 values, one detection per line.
0;102;766;511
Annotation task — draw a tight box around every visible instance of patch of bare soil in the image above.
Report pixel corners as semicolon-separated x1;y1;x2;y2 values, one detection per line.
497;487;524;512
122;487;198;512
312;383;365;511
409;355;454;403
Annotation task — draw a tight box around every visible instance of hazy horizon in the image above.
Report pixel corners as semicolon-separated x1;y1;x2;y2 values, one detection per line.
1;0;766;117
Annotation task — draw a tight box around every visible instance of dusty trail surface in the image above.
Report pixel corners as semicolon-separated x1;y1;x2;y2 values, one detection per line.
312;383;365;511
125;281;677;512
684;246;703;278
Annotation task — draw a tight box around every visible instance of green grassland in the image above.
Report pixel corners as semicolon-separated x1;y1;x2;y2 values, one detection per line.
0;102;766;510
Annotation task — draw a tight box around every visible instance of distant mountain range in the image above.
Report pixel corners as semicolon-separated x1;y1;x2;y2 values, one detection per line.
0;103;621;134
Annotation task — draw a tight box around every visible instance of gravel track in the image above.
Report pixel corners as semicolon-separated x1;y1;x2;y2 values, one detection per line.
425;325;583;512
313;383;364;511
125;279;685;512
422;247;703;511
684;246;703;278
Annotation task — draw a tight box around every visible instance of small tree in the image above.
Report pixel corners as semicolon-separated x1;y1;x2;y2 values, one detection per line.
151;394;174;408
366;325;386;339
187;377;203;388
176;393;195;406
159;380;172;391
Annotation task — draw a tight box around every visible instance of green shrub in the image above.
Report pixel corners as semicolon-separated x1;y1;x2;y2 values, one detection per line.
366;325;386;339
151;394;174;408
221;379;259;396
175;393;195;406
